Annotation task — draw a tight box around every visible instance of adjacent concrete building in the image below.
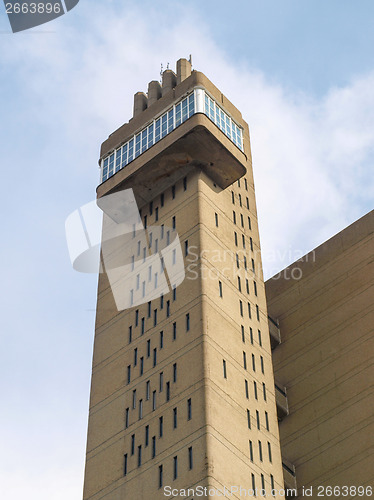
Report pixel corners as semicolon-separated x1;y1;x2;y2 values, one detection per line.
82;58;374;499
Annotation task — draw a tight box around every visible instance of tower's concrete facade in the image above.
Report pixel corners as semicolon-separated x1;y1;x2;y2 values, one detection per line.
83;59;285;499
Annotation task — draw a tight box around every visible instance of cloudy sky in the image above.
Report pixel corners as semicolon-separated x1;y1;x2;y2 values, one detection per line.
1;1;373;498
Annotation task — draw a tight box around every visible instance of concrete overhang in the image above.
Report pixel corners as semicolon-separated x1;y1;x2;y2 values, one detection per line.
96;112;247;205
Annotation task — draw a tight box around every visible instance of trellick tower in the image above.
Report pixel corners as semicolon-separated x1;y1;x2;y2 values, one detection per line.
83;59;286;500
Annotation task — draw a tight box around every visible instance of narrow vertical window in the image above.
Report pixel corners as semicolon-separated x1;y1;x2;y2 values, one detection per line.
153;348;157;367
241;325;245;343
249;440;253;461
154;309;158;326
127;365;131;385
215;212;219;227
144;215;147;229
268;442;272;462
185;240;189;256
231;191;235;204
139;399;143;419
223;359;227;379
252;354;256;372
248;302;251;319
159;372;164;392
186;313;190;332
159;416;163;437
155;206;159;221
172;184;176;199
236;253;240;268
263;383;267;402
187;398;192;420
146;381;150;400
256;304;260;321
233;211;236;224
250;237;254;252
135;309;139;327
242;234;246;249
251;474;256;496
173;407;177;428
246;279;250;294
247;409;251;429
131;434;135;455
173;287;176;301
183;176;187;191
158;465;163;488
188;446;193;470
141;317;145;335
239;300;243;316
252;258;255;272
256;410;260;429
238;276;241;292
245;379;249;399
123;454;128;476
234;231;238;246
258;329;262;346
133;389;136;409
134;348;138;366
172;215;176;230
238;179;241;188
160;330;164;349
254;381;258;400
147;339;151;358
173;322;177;340
259;440;263;461
219;280;223;298
270;475;275;496
250;327;254;345
152;390;156;410
261;474;265;494
152;436;156;458
128;326;132;344
173;456;178;480
260;356;264;374
125;408;129;429
140;357;144;376
145;425;149;446
240;213;244;227
243;351;247;370
166;300;170;317
147;301;151;317
239;194;242;206
265;411;269;431
173;363;177;383
248;216;252;230
166;381;170;401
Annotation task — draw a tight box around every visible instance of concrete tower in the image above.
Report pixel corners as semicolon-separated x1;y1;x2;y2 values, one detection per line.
83;59;287;500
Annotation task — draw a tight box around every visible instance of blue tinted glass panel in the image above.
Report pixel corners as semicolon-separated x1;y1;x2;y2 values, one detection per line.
155;118;161;142
168;110;174;133
128;139;134;162
141;130;147;153
161;114;167;138
148;124;154;147
135;134;141;158
122;144;128;167
175;103;181;126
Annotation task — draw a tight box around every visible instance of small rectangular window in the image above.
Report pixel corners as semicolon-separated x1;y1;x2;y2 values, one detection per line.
166;381;170;401
153;348;157;367
241;213;244;227
247;409;251;429
131;434;135;455
144;215;147;230
158;465;163;488
145;425;149;447
128;326;132;344
242;234;246;249
250;327;254;345
173;407;177;429
268;441;272;462
250;237;254;252
254;381;258;400
261;474;265;494
160;330;164;349
233;211;236;224
231;191;235;204
141;317;145;335
185;240;189;256
188;446;193;470
152;436;156;458
223;359;227;379
146;381;150;400
248;216;252;230
251;474;256;496
258;329;262;346
245;178;248;191
135;309;139;327
152;390;156;411
239;300;243;317
265;411;269;431
259;440;263;462
215;213;219;227
159;372;163;392
166;300;170;317
172;185;176;199
238;276;241;292
159;416;163;437
133;389;136;409
252;354;256;372
186;313;190;332
127;365;131;385
155;206;159;221
234;232;238;246
246;279;250;294
172;215;176;230
256;410;260;429
147;301;151;318
140;357;144;376
241;325;245;343
173;322;177;341
245;379;249;399
256;304;260;321
270;475;275;496
239;194;242;206
173;363;177;383
183;176;187;191
173;287;176;301
248;302;251;319
263;383;267;401
154;309;158;327
243;351;247;370
253;280;257;295
173;456;178;480
260;356;264;374
139;399;143;419
147;339;151;358
187;398;192;420
249;440;253;462
149;201;153;216
134;348;138;366
125;408;129;429
123;454;128;476
160;294;164;309
219;280;223;297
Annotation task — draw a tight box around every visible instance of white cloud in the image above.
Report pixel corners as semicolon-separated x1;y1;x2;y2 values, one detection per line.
1;2;374;499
